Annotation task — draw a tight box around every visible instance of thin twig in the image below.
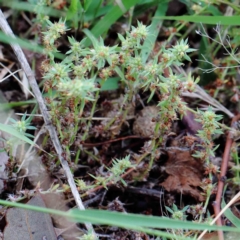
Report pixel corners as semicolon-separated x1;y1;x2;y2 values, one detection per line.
173;65;234;118
80;135;149;147
198;191;240;240
0;62;35;97
212;113;240;240
0;9;95;234
182;85;234;118
15;114;136;121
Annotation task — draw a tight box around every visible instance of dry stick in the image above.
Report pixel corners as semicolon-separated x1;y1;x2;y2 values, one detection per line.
0;9;95;234
81;135;149;147
213;113;240;240
182;85;234;119
198;191;240;240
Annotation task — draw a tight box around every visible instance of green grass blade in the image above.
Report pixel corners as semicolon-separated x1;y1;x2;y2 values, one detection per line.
198;33;216;85
133;1;166;20
206;4;222;16
66;0;82;28
0;31;44;53
0;199;240;238
82;28;99;48
84;0;108;22
85;5;112;22
141;1;168;63
222;198;240;228
99;77;120;91
0;123;35;145
70;209;240;233
83;0;141;47
0;32;64;59
0;0;64;17
83;0;93;11
0;100;36;110
0;199;190;240
156;16;240;26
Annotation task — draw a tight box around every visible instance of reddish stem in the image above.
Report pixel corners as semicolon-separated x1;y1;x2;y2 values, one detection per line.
80;135;148;147
214;114;240;240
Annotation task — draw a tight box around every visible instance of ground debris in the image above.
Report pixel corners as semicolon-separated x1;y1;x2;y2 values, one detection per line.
133;106;160;138
4;195;57;240
160;147;205;201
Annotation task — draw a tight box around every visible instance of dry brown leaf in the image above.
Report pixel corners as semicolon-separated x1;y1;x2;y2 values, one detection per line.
4;195;57;240
41;193;82;239
160;148;205;201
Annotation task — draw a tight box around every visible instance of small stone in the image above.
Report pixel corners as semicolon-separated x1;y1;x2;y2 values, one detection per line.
133;106;160;137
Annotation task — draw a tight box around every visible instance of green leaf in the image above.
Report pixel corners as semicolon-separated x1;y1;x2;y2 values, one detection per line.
0;32;64;59
83;0;141;47
66;0;82;28
114;66;125;80
158;83;169;93
165;206;174;214
84;1;111;22
207;5;223;16
141;1;168;63
67;0;82;16
99;77;120;91
83;0;93;11
0;199;240;240
69;209;240;233
156;16;240;26
221;198;240;228
0;0;64;17
0;31;44;54
184;54;191;62
82;29;99;49
198;34;217;85
0;123;35;145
